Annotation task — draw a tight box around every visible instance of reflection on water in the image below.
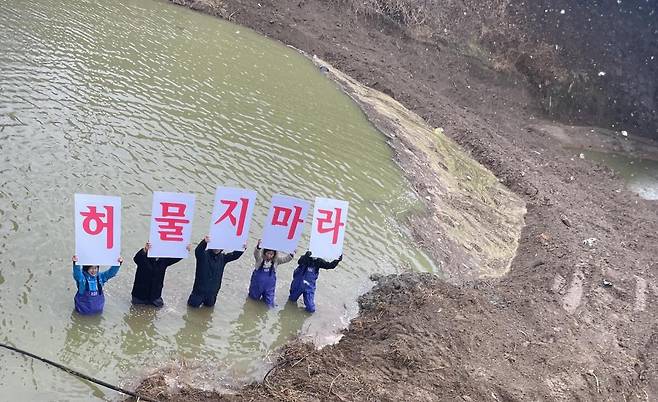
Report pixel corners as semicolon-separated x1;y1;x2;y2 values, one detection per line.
582;150;658;200
0;0;435;399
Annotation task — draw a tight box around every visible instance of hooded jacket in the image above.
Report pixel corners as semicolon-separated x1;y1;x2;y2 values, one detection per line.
192;239;244;295
292;252;340;285
131;249;182;302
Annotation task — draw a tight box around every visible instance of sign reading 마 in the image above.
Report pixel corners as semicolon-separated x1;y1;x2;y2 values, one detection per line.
261;194;310;253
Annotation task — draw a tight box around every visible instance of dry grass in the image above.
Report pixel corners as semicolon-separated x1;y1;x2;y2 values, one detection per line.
334;0;430;27
171;0;230;18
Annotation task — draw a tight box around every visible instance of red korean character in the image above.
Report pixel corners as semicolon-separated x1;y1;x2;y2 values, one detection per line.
316;208;345;244
80;205;114;249
214;198;250;236
154;202;189;241
272;205;304;240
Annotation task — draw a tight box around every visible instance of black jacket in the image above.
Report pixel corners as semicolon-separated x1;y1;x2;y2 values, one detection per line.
191;240;244;296
296;251;341;273
131;249;182;302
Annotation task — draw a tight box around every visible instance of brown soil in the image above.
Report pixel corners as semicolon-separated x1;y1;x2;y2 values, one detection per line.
132;1;658;400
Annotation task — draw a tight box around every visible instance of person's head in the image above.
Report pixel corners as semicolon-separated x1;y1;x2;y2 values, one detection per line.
211;249;222;255
263;249;276;262
83;265;99;276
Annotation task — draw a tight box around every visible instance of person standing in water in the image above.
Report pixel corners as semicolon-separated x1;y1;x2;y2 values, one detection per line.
288;251;342;313
72;255;123;315
131;242;189;308
188;235;246;308
248;239;294;307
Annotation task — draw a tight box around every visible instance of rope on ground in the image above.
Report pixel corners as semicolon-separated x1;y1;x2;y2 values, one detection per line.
0;342;159;402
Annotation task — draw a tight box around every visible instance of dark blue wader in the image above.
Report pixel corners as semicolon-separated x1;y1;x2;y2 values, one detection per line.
289;266;319;313
288;252;341;313
248;265;277;307
74;276;105;315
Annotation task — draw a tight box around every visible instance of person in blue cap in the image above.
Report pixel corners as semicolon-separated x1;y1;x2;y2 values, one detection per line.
72;254;123;315
248;239;294;307
288;251;341;313
188;235;246;308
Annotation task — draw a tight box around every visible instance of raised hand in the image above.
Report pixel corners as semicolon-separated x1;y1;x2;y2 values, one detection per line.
118;256;124;264
72;255;78;263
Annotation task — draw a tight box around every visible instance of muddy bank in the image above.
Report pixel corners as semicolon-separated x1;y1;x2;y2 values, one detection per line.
132;0;658;400
309;55;525;281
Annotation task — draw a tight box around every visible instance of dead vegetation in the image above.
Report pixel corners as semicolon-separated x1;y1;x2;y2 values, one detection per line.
331;0;430;27
171;0;231;19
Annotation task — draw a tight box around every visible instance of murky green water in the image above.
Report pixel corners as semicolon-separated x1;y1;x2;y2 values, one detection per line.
581;150;658;200
0;0;435;399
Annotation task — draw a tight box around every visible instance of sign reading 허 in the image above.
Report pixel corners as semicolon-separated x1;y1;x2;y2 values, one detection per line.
261;194;310;253
208;186;257;251
74;193;122;266
148;191;196;258
309;197;349;260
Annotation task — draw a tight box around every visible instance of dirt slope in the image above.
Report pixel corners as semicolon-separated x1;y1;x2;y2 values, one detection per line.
132;1;658;400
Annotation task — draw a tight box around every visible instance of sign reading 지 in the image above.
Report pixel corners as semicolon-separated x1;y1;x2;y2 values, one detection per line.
74;193;122;266
261;194;310;253
208;186;257;251
309;197;349;260
148;191;196;258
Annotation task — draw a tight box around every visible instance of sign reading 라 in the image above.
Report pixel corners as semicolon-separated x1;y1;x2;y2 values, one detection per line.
260;194;310;254
148;191;196;258
208;186;257;251
309;197;349;260
74;193;122;266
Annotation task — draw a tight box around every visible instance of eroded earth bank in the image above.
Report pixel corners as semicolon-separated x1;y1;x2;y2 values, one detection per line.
132;1;658;400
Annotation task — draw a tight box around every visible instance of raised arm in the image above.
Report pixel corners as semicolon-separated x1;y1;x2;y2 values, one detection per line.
72;261;84;282
318;255;342;270
254;242;263;261
195;237;208;258
133;246;148;265
276;251;294;265
99;256;123;283
100;266;120;282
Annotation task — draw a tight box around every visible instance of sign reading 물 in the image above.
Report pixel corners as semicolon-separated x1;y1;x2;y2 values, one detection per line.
208;187;257;251
261;194;310;253
148;191;196;258
74;193;122;266
309;197;349;260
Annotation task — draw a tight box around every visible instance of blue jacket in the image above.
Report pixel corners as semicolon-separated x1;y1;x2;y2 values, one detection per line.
72;263;120;295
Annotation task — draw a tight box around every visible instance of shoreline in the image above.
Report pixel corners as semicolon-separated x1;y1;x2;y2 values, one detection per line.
131;1;658;400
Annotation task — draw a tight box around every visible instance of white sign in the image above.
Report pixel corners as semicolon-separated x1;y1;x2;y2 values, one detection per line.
148;191;196;258
74;194;122;266
261;194;310;253
309;197;349;260
208;187;257;251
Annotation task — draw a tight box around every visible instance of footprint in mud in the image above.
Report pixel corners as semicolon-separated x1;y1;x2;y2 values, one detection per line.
562;268;585;314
